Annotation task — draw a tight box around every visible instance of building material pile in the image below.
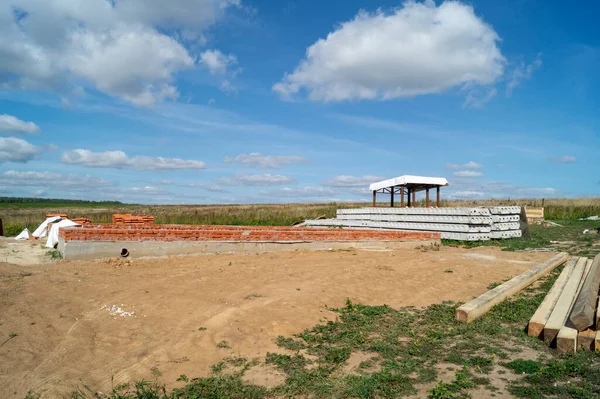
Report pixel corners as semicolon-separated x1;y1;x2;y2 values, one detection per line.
71;217;92;225
112;214;155;225
526;207;545;224
303;206;525;241
46;213;68;220
528;254;600;352
456;252;569;322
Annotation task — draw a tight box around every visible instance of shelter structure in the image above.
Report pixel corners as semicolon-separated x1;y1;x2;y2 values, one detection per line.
369;175;449;208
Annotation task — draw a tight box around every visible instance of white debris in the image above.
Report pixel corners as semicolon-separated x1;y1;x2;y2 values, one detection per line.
100;304;136;317
14;228;32;240
579;216;599;221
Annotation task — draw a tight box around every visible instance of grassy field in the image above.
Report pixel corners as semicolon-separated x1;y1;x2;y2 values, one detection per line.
49;268;600;399
2;197;600;234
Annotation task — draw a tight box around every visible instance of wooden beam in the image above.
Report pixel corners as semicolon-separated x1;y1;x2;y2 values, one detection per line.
578;329;596;351
412;190;416;207
436;186;440;207
544;257;587;345
407;188;412;208
456;252;569;323
372;190;376;207
390;186;395;207
528;257;577;337
426;188;430;208
557;326;578;353
595;330;600;352
569;254;600;331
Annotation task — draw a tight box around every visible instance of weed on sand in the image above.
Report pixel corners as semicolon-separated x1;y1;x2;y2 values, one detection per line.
62;267;600;399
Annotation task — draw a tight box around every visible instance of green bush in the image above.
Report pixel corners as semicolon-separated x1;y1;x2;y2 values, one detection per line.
4;223;25;237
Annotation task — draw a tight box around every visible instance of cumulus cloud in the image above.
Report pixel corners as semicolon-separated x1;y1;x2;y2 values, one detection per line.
0;170;117;189
0;0;239;105
151;180;174;185
549;155;576;163
61;149;207;171
273;0;505;102
506;54;543;96
223;152;307;168
453;171;484;178
445;161;484;170
261;186;336;197
200;49;238;75
0;137;42;163
0;114;41;135
324;175;385;187
219;174;294;186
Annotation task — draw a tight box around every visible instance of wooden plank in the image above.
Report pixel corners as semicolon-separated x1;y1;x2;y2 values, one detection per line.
578;329;596;351
528;257;578;337
595;330;600;352
544;257;587;345
569;254;600;331
556;326;578;353
456;252;569;323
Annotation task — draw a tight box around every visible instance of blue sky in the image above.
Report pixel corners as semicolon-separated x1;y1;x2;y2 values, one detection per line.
0;0;598;204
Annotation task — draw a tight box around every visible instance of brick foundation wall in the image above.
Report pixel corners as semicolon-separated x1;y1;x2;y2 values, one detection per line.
59;224;439;242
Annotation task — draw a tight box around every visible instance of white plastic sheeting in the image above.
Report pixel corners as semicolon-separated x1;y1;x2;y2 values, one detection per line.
32;216;62;238
46;219;81;248
15;228;32;240
369;175;448;191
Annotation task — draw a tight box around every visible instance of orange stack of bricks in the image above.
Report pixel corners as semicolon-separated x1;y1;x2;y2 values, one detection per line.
59;224;439;242
111;214;155;225
46;213;68;220
71;217;92;225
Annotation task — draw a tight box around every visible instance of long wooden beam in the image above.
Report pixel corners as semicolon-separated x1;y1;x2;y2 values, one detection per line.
569;254;600;331
557;326;578;353
456;252;569;323
578;329;596;351
528;257;577;337
543;257;587;344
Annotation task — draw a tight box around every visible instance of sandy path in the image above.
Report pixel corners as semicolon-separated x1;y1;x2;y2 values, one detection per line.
0;246;555;398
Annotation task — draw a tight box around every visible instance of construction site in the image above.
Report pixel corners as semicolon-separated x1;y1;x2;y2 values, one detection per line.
1;177;600;398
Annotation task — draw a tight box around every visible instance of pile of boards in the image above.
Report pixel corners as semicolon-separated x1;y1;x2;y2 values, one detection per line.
528;254;600;353
112;214;155;225
303;206;525;241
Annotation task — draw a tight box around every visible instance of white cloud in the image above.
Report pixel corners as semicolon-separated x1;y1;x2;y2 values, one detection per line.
200;49;238;75
31;189;46;196
445;161;484;170
0;0;239;105
324;175;385;187
447;191;485;199
0;114;41;135
182;183;229;192
517;187;557;196
61;149;207;171
549;155;576;163
223;152;307;168
273;0;505;102
463;87;497;108
151;179;174;185
506;54;542;96
219;174;294;186
0;137;42;163
261;186;336;197
122;186;170;195
0;170;117;189
452;171;484;178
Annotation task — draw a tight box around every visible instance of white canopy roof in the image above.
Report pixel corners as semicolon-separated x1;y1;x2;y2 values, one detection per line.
369;175;448;191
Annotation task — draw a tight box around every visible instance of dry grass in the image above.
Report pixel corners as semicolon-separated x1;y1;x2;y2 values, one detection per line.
2;198;599;232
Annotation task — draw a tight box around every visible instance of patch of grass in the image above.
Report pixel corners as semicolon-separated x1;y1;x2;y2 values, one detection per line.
3;223;25;237
216;340;230;349
151;367;162;377
47;249;62;260
198;327;207;331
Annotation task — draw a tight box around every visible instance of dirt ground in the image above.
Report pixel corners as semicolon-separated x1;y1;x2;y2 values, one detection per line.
0;244;556;398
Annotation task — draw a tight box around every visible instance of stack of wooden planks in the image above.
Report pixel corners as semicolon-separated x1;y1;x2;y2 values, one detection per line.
528;254;600;352
112;214;155;225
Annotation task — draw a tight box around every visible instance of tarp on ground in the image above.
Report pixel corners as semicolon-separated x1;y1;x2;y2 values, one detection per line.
15;228;32;240
32;216;62;238
46;219;81;248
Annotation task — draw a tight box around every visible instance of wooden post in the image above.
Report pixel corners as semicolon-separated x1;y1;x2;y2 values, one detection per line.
390;187;395;207
400;188;405;207
426;188;430;208
407;188;411;207
372;190;376;207
436;186;440;207
412;190;416;207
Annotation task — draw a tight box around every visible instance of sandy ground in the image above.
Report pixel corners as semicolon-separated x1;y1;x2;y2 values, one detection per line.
0;245;556;398
0;238;54;266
